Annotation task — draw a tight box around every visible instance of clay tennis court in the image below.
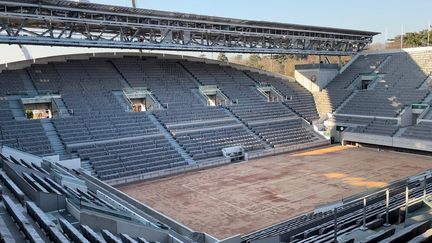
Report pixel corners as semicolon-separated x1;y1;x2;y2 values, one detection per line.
118;146;432;239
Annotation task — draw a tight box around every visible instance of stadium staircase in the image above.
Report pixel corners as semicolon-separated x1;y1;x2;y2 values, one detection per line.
52;98;70;117
40;119;67;158
21;69;38;96
334;90;359;114
418;74;432;90
8;99;26;120
223;108;273;149
422;92;432;104
108;60;133;88
312;91;333;117
177;61;205;86
81;160;97;176
112;91;132;112
148;114;195;165
394;126;409;137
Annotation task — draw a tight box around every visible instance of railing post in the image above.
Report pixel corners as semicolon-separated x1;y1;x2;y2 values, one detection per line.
405;185;409;226
384;189;390;227
360;197;368;231
333;207;338;243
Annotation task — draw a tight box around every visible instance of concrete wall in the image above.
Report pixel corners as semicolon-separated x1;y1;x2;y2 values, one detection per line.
2;161;66;211
342;132;432;152
1;145;44;166
249;235;280;243
400;106;413;127
294;66;339;92
80;210;169;242
218;235;242;243
81;173;202;242
343;132;394;147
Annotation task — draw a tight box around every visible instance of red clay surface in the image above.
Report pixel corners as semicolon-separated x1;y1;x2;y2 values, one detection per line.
117;146;432;239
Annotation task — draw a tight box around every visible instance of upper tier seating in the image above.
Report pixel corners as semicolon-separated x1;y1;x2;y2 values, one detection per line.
334;52;431;117
181;62;298;124
0;70;26;95
325;54;389;111
245;71;319;121
113;57;230;124
338;90;429;117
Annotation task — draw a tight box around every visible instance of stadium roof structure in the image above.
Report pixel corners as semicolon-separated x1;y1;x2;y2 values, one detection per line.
0;0;379;55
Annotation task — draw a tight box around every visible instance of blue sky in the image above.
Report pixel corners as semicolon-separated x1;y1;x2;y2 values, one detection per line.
91;0;432;43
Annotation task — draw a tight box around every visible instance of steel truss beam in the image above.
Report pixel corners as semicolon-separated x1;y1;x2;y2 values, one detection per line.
0;1;378;55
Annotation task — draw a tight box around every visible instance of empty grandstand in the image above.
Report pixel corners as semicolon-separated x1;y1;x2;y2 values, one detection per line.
0;0;432;243
0;53;328;183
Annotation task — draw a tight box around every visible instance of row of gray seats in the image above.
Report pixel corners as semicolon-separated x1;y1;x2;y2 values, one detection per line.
401;122;432;140
0;120;54;156
353;119;399;136
75;136;187;180
175;126;265;160
250;119;319;148
245;71;319;121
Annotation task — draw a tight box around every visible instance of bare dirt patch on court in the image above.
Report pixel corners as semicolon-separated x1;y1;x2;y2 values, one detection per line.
117;146;432;239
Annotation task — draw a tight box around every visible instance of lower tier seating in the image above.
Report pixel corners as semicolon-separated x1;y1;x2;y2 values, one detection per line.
174;126;265;160
0;120;54;156
401;122;432;140
75;136;187;180
250;119;320;148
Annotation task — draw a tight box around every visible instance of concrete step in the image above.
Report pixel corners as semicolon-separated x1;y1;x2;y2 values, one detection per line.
20;69;38;96
224;107;273;149
422;93;432;104
113;91;132;112
312;91;333;117
177;62;204;86
148;114;195;165
53;98;71;117
40;119;67;156
109;60;132;88
335;90;358;114
394;127;408;137
81;160;97;176
8;99;26;120
424;109;432;120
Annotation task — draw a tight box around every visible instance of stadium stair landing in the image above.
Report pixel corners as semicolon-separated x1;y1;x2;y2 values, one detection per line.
81;160;97;176
40;119;67;159
148;114;196;165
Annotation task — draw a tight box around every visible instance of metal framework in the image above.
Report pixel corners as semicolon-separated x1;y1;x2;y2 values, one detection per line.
0;0;379;55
